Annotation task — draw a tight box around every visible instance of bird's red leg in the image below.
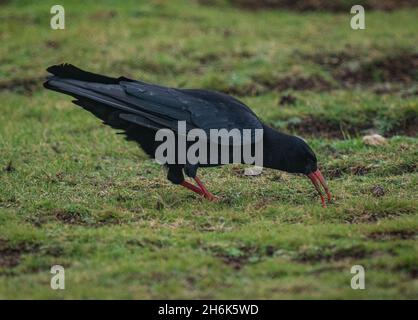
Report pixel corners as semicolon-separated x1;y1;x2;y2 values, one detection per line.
194;176;218;201
307;169;332;207
180;181;204;196
307;172;326;207
314;170;332;202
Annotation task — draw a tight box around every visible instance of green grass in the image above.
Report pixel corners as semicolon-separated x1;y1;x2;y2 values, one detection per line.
0;0;417;299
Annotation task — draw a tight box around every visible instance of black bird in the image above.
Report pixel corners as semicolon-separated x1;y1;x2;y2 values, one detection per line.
44;64;331;206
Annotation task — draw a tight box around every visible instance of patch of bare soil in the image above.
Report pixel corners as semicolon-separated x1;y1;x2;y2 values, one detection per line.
25;214;49;228
369;230;417;240
259;74;334;93
346;213;385;224
395;263;418;278
53;208;127;227
54;209;86;225
295;244;368;263
334;53;418;86
44;40;60;49
303;50;418;94
284;114;417;138
344;206;414;224
386;117;418;137
221;74;334;96
216;254;248;270
308;265;346;275
223;82;265;97
231;51;418;97
0;77;43;95
276;75;334;91
207;244;275;270
194;50;253;65
42;245;65;257
0;239;39;268
371;185;385;197
307;51;356;68
3;160;15;173
206;0;418;12
324;163;399;178
279;94;297;105
323;168;344;178
126;238;168;251
89;10;118;20
285;116;368;139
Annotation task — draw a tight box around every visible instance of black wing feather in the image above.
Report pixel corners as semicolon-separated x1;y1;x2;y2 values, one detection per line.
46;63;131;84
44;64;263;144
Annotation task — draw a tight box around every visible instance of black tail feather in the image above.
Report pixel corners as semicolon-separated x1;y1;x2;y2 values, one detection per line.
46;63;131;84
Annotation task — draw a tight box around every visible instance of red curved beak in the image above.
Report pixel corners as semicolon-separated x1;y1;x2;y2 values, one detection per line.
307;169;332;207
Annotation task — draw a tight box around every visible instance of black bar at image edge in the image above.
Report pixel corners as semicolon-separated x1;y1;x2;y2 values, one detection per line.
0;300;412;317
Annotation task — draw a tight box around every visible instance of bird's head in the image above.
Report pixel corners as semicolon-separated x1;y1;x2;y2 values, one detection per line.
278;135;317;174
265;130;332;207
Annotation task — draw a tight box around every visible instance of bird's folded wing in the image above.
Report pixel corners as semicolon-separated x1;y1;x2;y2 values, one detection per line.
120;81;264;144
47;77;263;144
47;77;185;131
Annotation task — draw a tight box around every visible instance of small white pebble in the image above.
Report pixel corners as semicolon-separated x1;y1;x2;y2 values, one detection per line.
362;134;387;146
244;166;263;176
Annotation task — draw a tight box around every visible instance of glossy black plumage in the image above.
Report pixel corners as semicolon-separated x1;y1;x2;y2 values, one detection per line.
44;64;329;203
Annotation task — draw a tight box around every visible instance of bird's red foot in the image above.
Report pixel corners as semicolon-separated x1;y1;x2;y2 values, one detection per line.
203;192;220;202
180;177;219;202
193;176;218;202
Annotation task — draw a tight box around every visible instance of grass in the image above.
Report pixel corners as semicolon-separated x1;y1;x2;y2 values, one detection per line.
0;0;417;299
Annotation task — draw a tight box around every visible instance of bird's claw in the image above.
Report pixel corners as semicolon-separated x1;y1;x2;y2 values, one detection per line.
204;193;220;202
